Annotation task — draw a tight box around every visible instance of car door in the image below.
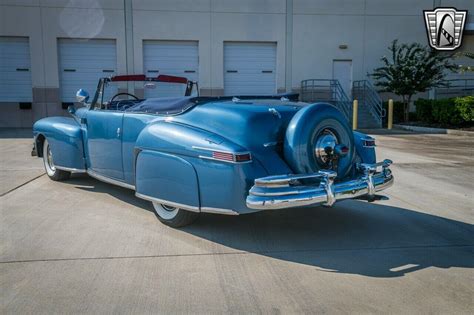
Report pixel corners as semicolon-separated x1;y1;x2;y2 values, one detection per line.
84;109;124;180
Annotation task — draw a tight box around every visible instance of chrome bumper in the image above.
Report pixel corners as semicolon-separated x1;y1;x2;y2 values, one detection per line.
246;159;394;210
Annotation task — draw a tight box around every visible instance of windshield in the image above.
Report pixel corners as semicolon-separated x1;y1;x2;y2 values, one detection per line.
91;76;198;110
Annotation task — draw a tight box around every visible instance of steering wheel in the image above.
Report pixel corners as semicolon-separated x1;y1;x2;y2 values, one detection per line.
110;92;139;102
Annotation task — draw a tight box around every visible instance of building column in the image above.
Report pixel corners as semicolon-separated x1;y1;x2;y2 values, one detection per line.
285;0;293;93
124;0;134;93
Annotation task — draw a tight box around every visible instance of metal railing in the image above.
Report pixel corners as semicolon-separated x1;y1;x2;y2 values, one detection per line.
352;80;383;127
300;79;351;121
435;78;474;99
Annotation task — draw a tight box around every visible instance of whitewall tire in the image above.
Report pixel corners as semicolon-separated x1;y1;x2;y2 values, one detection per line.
42;139;70;181
152;202;199;227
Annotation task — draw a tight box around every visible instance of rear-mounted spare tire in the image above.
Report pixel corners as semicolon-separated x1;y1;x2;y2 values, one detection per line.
284;103;355;179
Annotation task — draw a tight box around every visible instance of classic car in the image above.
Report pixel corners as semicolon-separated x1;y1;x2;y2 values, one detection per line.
32;74;393;227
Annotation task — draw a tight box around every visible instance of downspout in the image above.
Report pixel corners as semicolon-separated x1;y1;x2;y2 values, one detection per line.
285;0;293;94
124;0;134;94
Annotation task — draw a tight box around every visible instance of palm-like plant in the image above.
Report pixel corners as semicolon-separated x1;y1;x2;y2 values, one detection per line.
370;40;457;121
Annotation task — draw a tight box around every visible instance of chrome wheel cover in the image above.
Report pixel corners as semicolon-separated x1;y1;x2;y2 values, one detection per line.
314;129;338;167
43;140;56;176
152;202;179;220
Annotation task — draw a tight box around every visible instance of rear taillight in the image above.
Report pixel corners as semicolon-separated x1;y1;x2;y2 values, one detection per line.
234;153;252;162
194;146;252;164
362;137;376;148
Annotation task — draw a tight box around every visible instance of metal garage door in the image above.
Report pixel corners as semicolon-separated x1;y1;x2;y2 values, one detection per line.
143;40;198;97
224;42;276;96
58;39;117;102
0;37;32;102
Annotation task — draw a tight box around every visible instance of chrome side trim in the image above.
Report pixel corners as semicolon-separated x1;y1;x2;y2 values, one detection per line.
192;146;251;156
198;155;253;164
263;141;278;148
55;165;87;173
135;192;200;213
201;207;239;215
87;169;135;190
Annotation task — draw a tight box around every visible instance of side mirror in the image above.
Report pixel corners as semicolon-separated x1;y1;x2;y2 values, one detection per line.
76;89;89;104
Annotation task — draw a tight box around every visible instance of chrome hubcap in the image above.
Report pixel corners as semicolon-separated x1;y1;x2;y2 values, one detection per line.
47;145;56;171
314;129;338;167
161;204;177;212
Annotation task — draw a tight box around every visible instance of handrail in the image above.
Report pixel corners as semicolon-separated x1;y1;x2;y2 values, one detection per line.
352;80;383;127
300;79;351;122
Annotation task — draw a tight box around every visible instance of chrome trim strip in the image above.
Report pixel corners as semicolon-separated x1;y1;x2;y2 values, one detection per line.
55;165;87;173
87;169;135;190
135;192;200;213
263;141;278;148
198;155;253;164
201;207;239;215
192;146;251;156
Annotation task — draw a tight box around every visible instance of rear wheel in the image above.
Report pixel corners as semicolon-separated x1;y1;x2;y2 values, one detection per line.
152;202;199;227
42;139;71;181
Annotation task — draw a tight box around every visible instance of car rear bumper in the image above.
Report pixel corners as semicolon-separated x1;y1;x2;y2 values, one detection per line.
246;159;393;210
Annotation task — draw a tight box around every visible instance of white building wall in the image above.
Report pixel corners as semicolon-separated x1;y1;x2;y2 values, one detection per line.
0;0;473;127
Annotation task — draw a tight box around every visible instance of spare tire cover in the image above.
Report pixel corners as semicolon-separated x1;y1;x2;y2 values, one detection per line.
284;103;355;178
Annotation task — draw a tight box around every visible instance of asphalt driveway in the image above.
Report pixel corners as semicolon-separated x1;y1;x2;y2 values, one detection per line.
1;128;473;314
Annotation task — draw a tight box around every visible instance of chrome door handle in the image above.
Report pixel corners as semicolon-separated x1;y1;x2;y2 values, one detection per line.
117;127;121;138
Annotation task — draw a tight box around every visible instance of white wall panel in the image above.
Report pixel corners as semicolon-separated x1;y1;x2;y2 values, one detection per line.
224;42;276;95
0;37;33;102
58;39;117;102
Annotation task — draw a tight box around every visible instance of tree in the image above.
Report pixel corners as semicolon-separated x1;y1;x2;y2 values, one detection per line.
370;40;457;121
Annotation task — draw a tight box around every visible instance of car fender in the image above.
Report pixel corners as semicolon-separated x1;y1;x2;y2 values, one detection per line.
353;131;376;164
133;120;267;213
33;117;86;171
135;150;200;211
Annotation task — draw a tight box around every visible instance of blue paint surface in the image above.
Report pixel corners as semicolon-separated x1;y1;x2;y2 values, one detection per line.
33;98;379;214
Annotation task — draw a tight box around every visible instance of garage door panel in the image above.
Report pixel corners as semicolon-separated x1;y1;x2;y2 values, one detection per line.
0;37;33;102
143;40;198;98
58;39;117;102
224;42;276;96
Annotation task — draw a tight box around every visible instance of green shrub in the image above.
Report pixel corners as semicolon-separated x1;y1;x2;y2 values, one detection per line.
454;96;474;122
414;99;433;122
432;98;458;124
414;96;474;126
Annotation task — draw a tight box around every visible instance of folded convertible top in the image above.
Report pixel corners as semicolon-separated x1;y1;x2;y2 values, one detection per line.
125;97;196;115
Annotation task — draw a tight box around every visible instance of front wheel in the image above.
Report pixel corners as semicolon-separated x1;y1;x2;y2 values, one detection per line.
42;139;71;181
152;202;199;227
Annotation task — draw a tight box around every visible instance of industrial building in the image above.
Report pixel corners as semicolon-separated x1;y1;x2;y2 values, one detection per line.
1;0;473;127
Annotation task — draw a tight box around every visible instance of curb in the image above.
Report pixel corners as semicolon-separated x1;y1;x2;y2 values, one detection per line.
394;124;474;136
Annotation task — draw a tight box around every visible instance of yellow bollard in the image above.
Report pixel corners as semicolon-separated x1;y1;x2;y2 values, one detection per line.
388;99;393;130
352;99;358;130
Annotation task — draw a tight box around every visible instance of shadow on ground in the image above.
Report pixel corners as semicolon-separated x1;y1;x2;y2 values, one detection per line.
66;174;474;278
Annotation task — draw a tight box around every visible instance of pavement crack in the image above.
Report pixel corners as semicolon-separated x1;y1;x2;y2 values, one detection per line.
0;173;45;197
1;244;472;265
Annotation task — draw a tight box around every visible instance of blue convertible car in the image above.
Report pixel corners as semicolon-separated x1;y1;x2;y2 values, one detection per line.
33;74;393;227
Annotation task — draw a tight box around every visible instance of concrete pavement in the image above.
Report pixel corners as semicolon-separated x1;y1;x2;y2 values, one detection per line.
1;130;473;314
